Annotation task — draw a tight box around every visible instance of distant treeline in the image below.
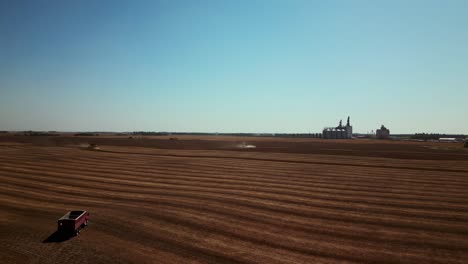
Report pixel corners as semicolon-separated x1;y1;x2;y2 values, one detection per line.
272;133;323;138
132;132;323;138
410;133;466;140
132;132;171;136
74;133;99;136
23;131;59;136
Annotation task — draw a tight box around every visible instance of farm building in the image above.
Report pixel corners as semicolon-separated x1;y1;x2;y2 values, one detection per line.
438;138;459;143
323;116;353;139
376;125;390;139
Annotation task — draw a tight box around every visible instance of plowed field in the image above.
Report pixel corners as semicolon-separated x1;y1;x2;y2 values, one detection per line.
1;136;468;263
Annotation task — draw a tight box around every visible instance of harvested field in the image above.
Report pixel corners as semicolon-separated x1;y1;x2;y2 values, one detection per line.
1;136;468;263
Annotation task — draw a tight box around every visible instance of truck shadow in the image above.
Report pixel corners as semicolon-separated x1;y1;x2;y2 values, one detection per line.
42;231;72;243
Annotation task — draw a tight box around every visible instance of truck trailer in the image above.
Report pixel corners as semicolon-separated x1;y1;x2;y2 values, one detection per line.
57;210;90;236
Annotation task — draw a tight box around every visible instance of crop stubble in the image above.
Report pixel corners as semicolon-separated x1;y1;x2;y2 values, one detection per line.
0;138;468;263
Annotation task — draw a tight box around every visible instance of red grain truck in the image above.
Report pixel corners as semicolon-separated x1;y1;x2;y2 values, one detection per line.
57;210;90;236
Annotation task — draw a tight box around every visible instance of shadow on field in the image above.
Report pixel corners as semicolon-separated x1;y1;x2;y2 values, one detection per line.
42;231;71;243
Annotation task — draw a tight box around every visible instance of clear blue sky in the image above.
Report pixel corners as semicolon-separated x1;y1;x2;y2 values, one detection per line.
1;0;467;133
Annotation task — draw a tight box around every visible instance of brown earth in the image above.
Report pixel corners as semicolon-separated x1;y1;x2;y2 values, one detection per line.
1;135;468;263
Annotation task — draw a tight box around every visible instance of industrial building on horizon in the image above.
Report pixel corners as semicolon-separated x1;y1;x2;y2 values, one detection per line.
376;125;390;139
323;116;353;139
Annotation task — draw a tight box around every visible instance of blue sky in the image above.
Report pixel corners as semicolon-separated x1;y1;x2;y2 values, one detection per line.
1;0;467;133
